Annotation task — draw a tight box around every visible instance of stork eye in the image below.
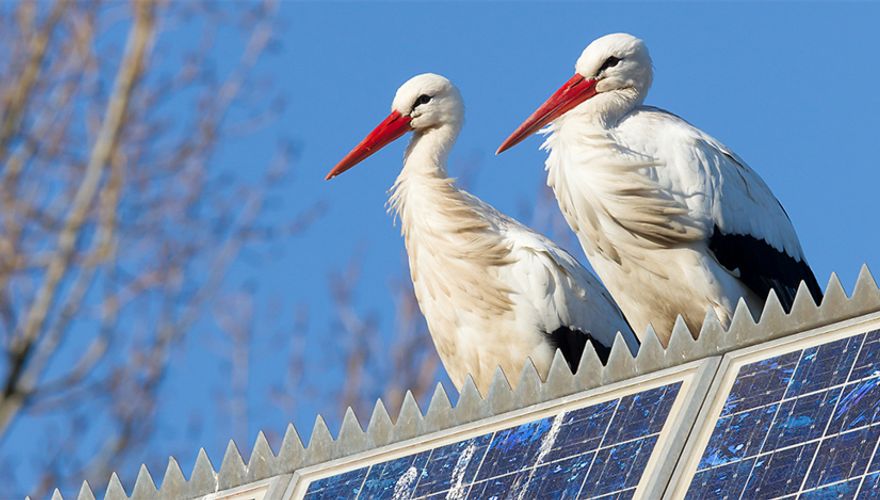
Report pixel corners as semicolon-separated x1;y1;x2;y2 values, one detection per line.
414;94;432;108
598;56;621;74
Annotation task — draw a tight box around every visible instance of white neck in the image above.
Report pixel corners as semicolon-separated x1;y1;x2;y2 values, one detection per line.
401;123;460;178
388;122;464;231
565;87;644;128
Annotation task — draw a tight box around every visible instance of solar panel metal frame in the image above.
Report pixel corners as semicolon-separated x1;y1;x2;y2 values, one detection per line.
287;357;719;499
667;310;880;498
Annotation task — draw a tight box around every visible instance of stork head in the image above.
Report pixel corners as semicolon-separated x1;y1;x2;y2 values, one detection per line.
497;33;652;154
326;73;463;180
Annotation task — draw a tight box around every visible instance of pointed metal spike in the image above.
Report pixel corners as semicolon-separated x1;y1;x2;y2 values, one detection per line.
217;440;247;490
634;324;665;372
454;375;486;425
274;423;306;475
104;473;127;500
665;315;697;367
393;391;424;442
187;448;217;497
486;366;515;415
755;289;787;340
247;431;276;482
820;272;849;318
335;407;368;458
366;399;394;448
573;340;603;391
788;280;820;329
728;297;759;345
159;458;186;500
305;415;334;466
423;383;454;433
852;264;880;313
602;334;638;385
52;489;63;500
77;481;96;500
513;358;542;408
542;349;575;400
131;464;158;500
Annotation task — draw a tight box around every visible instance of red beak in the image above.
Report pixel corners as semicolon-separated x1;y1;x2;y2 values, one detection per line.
496;74;598;154
326;110;412;180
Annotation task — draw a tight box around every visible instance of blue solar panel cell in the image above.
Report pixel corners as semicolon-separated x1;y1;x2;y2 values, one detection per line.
604;385;678;443
541;400;616;464
688;329;880;498
522;453;593;497
762;388;840;450
686;458;755;499
787;335;862;398
829;377;880;433
698;404;777;468
803;426;880;490
579;436;657;497
745;441;817;497
304;382;681;499
721;352;799;416
852;330;880;381
304;467;368;499
860;472;880;498
799;477;861;499
411;434;491;497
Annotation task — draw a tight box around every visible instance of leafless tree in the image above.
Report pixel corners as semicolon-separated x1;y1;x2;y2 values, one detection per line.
0;0;315;495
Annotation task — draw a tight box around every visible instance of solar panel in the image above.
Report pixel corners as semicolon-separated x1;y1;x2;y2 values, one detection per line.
303;383;681;499
685;329;880;498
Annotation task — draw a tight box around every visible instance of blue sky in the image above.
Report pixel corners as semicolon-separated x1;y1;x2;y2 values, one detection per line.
10;2;880;496
271;0;879;454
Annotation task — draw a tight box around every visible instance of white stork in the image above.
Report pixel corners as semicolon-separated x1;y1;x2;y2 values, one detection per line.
497;33;822;345
327;73;638;394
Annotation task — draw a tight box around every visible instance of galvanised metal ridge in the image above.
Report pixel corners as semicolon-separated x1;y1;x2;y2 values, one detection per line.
45;266;880;500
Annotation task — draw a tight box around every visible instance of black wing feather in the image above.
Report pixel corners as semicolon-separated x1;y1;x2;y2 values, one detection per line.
547;326;612;373
708;226;823;311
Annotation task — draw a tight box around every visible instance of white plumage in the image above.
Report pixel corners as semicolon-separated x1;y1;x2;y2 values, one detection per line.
328;74;637;394
499;33;821;345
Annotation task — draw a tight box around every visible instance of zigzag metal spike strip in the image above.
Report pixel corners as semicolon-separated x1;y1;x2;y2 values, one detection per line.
573;339;603;391
76;481;96;500
853;265;880;311
423;383;454;434
728;297;759;346
218;440;247;490
366;399;394;449
187;448;217;497
788;280;821;331
602;334;638;385
541;349;575;401
634;322;665;371
335;407;368;459
822;272;849;314
664;316;696;368
131;464;158;500
486;366;515;415
273;423;305;475
160;458;187;500
52;266;880;500
247;431;276;482
104;473;127;500
513;358;541;408
304;415;334;467
393;391;424;443
756;289;787;341
454;375;484;425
